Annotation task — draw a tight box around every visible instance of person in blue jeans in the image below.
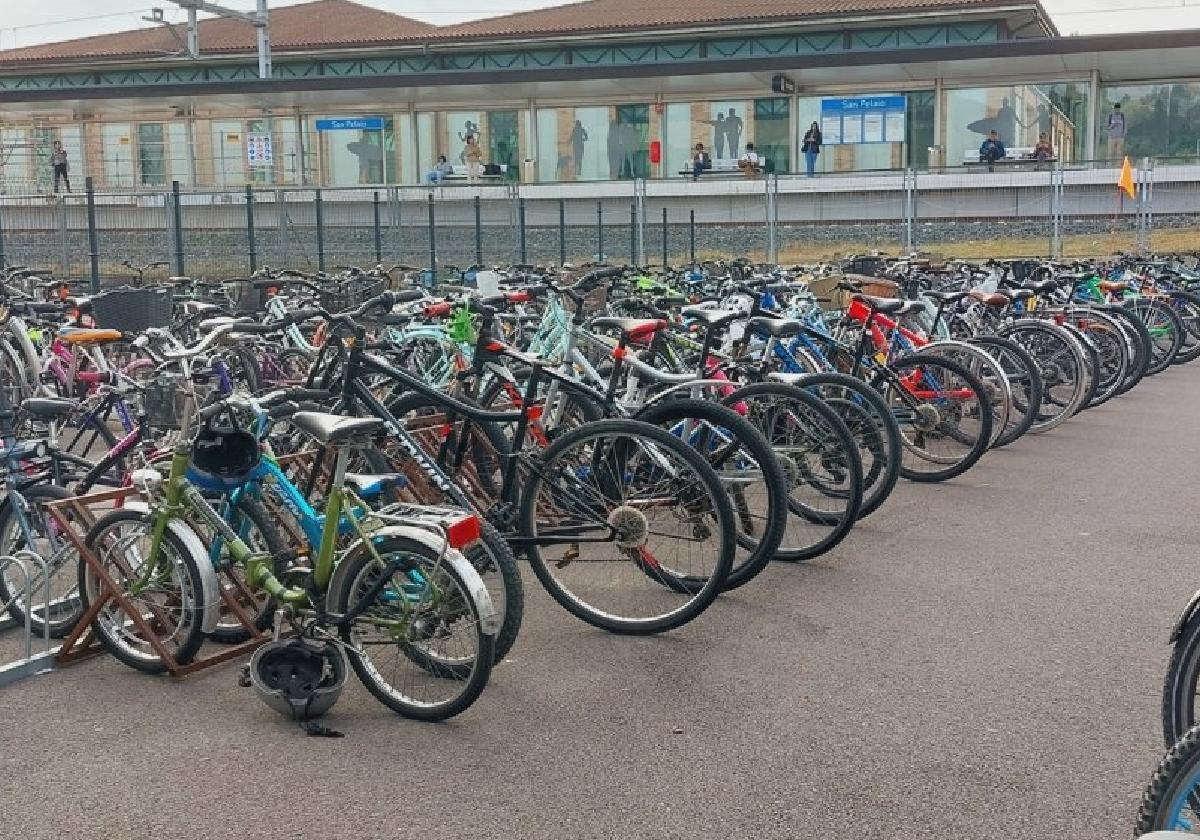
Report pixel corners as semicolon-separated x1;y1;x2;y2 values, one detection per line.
426;155;453;185
690;143;711;180
801;122;822;177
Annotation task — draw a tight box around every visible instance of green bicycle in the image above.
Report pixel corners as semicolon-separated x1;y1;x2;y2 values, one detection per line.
81;373;499;722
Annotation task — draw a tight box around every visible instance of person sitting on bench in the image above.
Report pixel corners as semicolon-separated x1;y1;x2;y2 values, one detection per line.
691;143;711;180
979;130;1006;171
738;143;761;178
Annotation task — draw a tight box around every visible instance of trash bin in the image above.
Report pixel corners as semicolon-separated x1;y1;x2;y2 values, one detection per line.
522;158;536;183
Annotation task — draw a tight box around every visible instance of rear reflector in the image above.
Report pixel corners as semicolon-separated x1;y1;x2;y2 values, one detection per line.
445;514;482;549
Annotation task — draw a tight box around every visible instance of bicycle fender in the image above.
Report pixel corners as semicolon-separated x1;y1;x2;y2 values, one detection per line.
123;502;223;635
328;525;499;636
1171;587;1200;643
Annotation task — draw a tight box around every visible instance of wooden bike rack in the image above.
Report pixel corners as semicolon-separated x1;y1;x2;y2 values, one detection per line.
47;486;270;677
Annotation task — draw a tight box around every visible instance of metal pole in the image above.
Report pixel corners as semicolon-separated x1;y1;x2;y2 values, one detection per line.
314;188;326;272
474;195;483;266
633;204;643;265
57;200;69;279
0;196;6;270
427;192;437;280
372;190;383;264
597;201;603;263
766;176;777;265
86;177;99;292
171;180;185;276
661;207;668;267
518;197;527;264
635;179;645;268
689;209;696;265
558;198;566;267
245;184;257;272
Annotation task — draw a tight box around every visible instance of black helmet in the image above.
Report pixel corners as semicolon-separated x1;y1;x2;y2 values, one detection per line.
249;639;347;720
188;405;261;491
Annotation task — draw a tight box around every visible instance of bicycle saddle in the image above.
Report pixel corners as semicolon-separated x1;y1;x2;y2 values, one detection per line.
22;397;78;420
291;412;384;446
968;290;1009;308
681;307;742;331
1099;280;1130;294
1026;279;1058;294
746;316;800;339
922;290;969;306
591;317;670;341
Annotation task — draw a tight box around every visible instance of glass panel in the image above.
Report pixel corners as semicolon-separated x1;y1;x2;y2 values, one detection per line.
311;115;389;186
533;104;654;182
487;110;519;180
906;90;935;169
1099;84;1200;163
798;94;914;174
754;97;790;174
535;108;559;181
0;127;31;190
138;123;166;186
209;120;244;188
102;123;135;188
417;112;435;180
167;123;191;185
945;83;1087;167
396;113;416;184
615;104;649;179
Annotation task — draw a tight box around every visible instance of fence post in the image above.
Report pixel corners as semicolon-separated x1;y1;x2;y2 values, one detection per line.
1140;157;1155;253
474;195;483;266
635;178;646;268
661;207;668;267
372;190;383;264
689;209;696;264
766;176;777;265
518;197;527;264
596;201;603;262
57;198;69;279
903;168;917;253
277;188;289;269
558;199;566;267
1049;163;1062;259
86;177;99;292
630;204;637;266
245;185;257;273
170;180;185;276
0;197;6;270
314;188;326;272
427;192;437;280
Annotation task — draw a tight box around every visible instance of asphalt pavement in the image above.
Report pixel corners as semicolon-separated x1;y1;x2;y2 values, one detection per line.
3;363;1198;840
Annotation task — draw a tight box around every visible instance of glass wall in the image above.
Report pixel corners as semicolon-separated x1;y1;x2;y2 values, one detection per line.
1099;83;1200;162
138;123;166;185
944;82;1087;166
101;123;135;188
534;103;650;181
796;91;929;173
663;98;789;174
309;115;394;186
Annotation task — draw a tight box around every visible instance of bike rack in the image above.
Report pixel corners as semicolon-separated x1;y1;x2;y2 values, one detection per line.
0;549;56;688
45;487;271;678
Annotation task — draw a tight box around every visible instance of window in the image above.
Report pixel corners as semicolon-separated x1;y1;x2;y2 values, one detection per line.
534;103;650;182
138;123;166;185
1100;83;1200;162
101;123;135;187
944;82;1087;167
664;98;788;174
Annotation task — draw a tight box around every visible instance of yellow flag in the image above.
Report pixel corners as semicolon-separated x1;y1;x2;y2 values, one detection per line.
1118;156;1136;199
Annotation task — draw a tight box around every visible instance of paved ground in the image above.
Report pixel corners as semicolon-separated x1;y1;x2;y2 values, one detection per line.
3;364;1198;840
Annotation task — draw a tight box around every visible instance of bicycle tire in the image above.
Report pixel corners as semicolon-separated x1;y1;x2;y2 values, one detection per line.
1136;723;1200;835
634;398;787;591
967;335;1043;448
519;418;735;634
999;320;1088;433
1162;611;1200;747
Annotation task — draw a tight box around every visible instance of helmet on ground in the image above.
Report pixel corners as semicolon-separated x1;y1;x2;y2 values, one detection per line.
249;638;348;720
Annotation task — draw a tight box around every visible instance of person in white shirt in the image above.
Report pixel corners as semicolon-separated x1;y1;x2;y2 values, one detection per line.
738;143;761;178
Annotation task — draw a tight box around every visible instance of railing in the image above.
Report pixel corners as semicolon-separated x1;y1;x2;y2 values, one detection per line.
0;161;1181;282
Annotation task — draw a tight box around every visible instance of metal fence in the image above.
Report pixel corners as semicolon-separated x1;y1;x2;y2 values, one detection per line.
0;163;1185;283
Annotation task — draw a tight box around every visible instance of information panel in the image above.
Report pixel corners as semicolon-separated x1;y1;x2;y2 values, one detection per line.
315;117;385;131
820;95;907;145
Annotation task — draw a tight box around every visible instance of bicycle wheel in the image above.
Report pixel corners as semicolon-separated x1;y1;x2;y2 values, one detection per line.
207;494;285;645
1162;612;1200;747
871;352;993;483
1169;291;1200;365
634;398;787;591
918;340;1011;450
360;444;524;666
1136;724;1200;835
968;335;1043;448
80;509;207;674
787;371;902;520
0;483;83;638
1076;310;1129;408
1131;298;1185;376
722;382;863;559
1106;305;1152;395
333;533;494;721
519;419;735;634
1000;320;1088;433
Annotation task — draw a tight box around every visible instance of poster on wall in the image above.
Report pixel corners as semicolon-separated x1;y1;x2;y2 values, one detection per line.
246;134;273;167
821;95;907;144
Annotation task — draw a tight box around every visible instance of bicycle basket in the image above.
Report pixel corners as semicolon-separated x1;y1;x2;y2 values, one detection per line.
319;277;386;314
91;286;173;333
224;280;269;315
142;372;189;429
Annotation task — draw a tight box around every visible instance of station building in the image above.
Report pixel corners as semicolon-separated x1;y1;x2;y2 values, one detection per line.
0;0;1196;191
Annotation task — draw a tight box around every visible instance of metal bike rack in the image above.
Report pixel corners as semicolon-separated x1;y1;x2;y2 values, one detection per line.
0;550;56;688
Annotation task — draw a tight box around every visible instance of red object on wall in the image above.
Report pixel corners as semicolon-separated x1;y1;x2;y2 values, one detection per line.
649;140;661;164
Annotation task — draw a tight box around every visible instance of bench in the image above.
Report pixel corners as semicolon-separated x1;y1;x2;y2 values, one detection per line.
679;157;770;179
962;147;1057;171
439;164;508;183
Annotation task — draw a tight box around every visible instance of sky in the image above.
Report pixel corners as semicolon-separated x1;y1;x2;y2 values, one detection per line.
1;0;1198;50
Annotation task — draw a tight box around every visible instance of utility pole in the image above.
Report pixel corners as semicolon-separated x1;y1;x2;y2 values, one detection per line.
160;0;271;78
